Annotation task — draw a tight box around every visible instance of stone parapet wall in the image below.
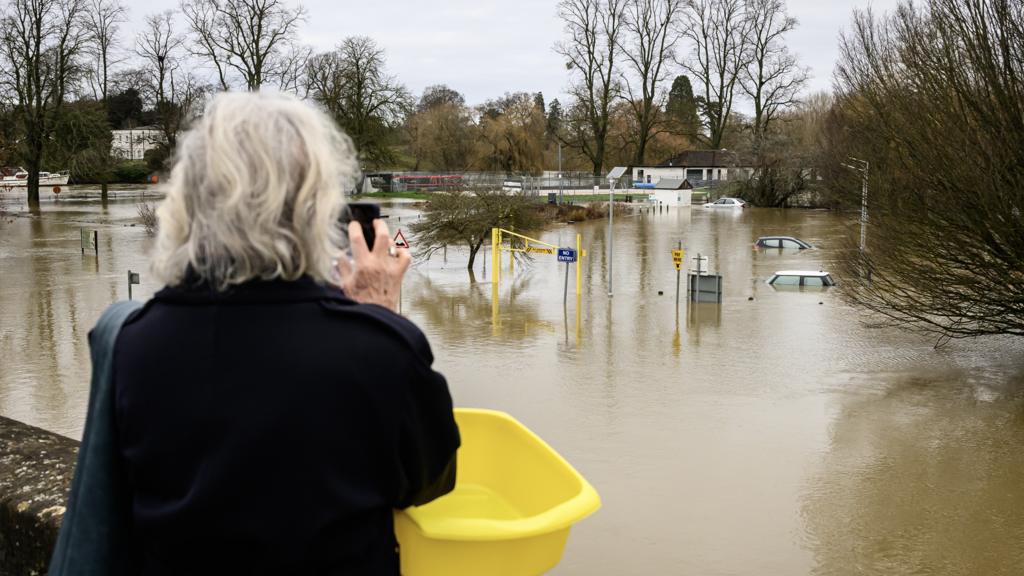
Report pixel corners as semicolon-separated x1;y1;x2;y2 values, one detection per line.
0;417;77;575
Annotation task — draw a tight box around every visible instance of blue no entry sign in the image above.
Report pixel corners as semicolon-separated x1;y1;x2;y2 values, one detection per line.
557;248;578;263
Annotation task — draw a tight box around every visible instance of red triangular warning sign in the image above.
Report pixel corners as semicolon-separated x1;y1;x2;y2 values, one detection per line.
394;229;410;248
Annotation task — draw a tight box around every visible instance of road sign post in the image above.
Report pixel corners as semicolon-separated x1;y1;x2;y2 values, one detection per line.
393;229;409;248
672;243;685;307
81;229;98;257
691;253;709;276
557;247;578;307
392;230;409;313
127;270;140;300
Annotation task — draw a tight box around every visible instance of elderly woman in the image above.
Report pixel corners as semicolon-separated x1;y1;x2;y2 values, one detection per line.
108;92;459;573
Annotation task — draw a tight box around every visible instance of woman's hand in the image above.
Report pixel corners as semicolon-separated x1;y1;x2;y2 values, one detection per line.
337;219;411;312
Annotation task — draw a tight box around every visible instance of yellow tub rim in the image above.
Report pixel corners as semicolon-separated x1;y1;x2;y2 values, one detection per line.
401;408;601;542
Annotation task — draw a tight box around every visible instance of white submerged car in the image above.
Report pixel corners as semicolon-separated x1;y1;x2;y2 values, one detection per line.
767;270;836;287
703;197;747;208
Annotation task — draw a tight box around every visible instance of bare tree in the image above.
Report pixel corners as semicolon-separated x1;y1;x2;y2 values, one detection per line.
410;187;544;273
137;10;207;162
741;0;807;152
0;0;87;209
618;0;683;164
82;0;125;200
305;37;410;167
679;0;748;149
274;41;311;95
555;0;625;175
83;0;126;101
180;0;306;92
832;0;1024;338
137;12;183;148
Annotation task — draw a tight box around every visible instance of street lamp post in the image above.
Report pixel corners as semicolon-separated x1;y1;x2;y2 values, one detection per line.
608;176;614;296
842;157;869;254
557;143;563;205
604;167;627;296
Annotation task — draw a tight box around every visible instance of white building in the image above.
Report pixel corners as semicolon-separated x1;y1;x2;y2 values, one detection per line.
111;126;165;161
632;150;754;187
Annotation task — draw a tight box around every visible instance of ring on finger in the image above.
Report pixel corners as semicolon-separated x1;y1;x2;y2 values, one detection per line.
387;246;398;258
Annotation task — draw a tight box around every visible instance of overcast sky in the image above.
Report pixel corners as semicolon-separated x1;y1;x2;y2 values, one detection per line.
125;0;902;108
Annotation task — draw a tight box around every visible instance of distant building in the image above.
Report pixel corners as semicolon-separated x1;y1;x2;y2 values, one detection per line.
111;126;165;161
631;150;754;186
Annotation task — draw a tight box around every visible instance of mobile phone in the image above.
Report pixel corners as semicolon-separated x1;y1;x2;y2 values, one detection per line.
340;202;380;251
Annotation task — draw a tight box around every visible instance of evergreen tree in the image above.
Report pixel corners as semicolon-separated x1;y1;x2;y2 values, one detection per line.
533;92;545;115
546;99;563;139
666;75;701;141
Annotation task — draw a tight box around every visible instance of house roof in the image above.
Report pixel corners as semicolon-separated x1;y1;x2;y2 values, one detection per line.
656;149;751;168
654;178;692;190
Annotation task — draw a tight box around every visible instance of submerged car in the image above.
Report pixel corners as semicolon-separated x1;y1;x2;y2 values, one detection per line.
703;197;747;208
754;236;813;250
767;270;836;287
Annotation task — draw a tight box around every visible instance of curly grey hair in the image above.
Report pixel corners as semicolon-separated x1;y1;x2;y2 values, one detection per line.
152;91;359;290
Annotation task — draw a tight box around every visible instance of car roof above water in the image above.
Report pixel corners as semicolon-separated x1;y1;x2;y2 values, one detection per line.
773;270;830;277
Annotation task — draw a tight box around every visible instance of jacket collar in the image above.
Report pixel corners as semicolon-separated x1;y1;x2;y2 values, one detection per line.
154;274;353;305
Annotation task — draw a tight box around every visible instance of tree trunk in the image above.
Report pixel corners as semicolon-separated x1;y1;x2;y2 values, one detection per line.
467;243;480;271
635;134;648;166
101;180;109;203
26;159;41;210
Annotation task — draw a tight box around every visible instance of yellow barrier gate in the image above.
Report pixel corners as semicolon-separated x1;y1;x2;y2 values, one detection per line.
491;228;585;295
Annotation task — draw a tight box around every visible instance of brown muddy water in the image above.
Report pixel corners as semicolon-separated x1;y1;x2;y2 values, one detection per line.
2;188;1024;575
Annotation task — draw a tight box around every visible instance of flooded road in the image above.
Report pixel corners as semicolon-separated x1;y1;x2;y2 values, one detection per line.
2;191;1024;575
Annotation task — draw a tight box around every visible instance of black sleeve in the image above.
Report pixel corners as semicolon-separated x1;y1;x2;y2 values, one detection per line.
394;362;461;509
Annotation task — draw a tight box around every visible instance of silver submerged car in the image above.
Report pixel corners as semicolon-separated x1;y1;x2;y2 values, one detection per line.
754;236;814;250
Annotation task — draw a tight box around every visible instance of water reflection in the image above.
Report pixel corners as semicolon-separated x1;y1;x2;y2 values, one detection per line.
686;301;722;345
802;370;1024;576
4;195;1024;575
0;192;158;437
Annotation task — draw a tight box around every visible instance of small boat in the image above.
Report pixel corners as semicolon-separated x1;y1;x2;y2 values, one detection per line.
0;167;70;187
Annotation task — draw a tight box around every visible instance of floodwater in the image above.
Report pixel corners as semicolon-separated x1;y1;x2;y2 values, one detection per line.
2;189;1024;575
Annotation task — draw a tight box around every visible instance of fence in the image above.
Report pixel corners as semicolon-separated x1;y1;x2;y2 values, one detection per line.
366;171;623;194
363;171;741;202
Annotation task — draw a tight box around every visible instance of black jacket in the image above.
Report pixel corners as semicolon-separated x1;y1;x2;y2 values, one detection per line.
113;276;460;575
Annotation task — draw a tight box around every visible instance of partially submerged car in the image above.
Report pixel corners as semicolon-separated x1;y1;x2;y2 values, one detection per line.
703;197;747;208
754;236;813;250
767;270;836;287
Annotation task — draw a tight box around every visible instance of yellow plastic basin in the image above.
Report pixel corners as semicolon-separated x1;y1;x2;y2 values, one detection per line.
395;408;601;576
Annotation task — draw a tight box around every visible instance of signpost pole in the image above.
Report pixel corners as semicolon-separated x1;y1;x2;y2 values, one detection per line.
675;241;682;307
491;228;499;285
558;246;579;307
576;233;582;296
564;260;570;307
